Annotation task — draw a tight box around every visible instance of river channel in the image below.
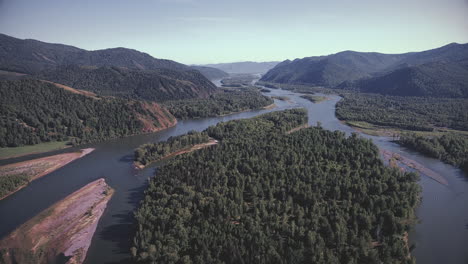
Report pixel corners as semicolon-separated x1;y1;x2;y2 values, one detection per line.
0;85;466;264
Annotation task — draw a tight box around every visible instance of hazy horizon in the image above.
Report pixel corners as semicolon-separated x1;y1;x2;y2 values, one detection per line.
1;0;467;64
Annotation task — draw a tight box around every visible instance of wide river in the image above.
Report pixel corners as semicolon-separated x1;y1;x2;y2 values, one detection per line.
0;86;467;264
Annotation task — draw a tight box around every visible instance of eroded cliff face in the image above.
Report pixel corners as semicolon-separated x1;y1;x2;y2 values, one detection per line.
134;101;177;133
0;178;114;264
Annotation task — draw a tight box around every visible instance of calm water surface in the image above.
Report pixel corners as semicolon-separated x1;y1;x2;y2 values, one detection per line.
0;87;466;264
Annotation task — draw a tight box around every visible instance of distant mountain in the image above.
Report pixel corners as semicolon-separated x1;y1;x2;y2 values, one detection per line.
338;61;468;98
36;65;217;102
0;79;176;147
190;66;229;80
0;34;188;74
0;33;218;101
261;52;406;87
261;43;468;97
203;61;279;74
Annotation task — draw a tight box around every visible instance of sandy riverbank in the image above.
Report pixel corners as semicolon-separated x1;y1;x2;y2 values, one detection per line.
380;149;448;186
0;178;114;264
0;148;94;200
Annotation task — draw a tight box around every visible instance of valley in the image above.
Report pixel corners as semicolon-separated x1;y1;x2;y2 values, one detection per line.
0;32;467;264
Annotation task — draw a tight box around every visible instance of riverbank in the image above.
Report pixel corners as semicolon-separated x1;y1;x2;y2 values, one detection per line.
0;148;94;200
134;139;218;169
380;149;448;186
0;178;113;264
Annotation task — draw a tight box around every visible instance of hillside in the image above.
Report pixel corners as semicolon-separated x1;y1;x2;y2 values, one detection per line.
36;65;218;102
338;61;468;98
0;79;176;147
261;51;406;86
0;33;188;74
191;66;229;80
204;61;279;74
0;34;219;101
261;43;468;96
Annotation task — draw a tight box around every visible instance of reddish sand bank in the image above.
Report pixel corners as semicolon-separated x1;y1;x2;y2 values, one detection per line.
0;178;114;264
380;149;448;186
135;139;218;169
0;148;94;200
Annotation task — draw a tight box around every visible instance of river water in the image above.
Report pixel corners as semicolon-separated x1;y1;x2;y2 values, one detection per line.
0;87;466;264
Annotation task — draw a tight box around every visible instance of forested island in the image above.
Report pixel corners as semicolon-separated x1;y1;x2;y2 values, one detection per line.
132;109;420;263
163;89;273;119
134;131;215;168
300;94;328;103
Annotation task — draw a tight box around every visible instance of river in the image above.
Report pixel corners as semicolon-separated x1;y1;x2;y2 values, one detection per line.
0;86;466;263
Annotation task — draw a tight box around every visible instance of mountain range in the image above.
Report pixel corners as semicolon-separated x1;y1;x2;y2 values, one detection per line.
261;43;468;97
203;61;279;74
0;33;220;95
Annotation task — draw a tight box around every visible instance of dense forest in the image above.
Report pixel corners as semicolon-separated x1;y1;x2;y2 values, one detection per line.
398;133;468;173
336;93;468;131
0;79;175;147
135;131;211;167
163;89;273;119
36;65;217;102
132;109;420;264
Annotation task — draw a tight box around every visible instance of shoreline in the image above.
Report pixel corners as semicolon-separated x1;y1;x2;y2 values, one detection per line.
0;178;114;264
0;148;95;201
134;139;218;169
380;149;449;186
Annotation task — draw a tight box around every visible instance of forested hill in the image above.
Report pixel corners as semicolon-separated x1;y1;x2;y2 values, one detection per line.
190;66;229;80
0;79;176;147
35;65;218;102
338;61;468;98
0;33;188;74
261;42;468;97
261;52;406;87
132;109;420;263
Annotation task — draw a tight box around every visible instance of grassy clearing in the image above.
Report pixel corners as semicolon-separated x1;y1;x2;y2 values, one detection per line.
0;141;70;159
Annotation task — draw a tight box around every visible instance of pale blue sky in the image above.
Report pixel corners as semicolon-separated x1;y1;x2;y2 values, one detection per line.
1;0;467;64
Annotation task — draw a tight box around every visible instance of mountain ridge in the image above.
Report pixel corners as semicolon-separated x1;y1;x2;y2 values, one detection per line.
0;33;218;101
261;42;468;97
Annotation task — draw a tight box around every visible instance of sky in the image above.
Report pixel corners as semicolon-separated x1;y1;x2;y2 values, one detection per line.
0;0;467;64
